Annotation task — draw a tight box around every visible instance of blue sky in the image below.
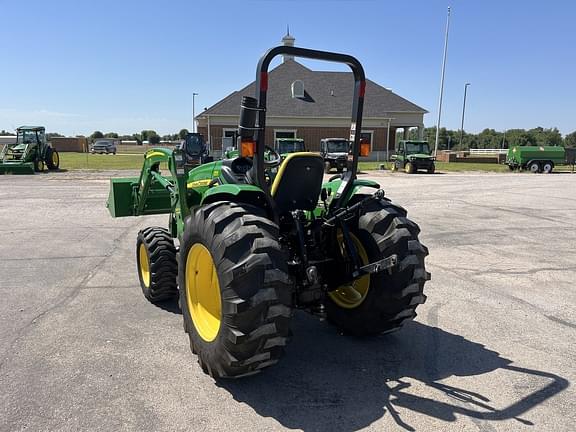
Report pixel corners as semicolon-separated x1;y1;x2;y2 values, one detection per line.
1;0;574;136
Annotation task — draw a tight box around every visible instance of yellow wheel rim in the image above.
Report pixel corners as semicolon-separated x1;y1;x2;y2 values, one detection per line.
138;243;150;287
52;151;59;166
186;243;222;342
329;233;371;309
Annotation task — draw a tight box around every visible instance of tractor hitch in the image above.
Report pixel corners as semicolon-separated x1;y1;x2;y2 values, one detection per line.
355;254;397;277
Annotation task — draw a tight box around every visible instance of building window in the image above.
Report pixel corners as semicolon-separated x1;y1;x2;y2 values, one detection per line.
291;80;304;98
222;128;237;149
274;130;297;140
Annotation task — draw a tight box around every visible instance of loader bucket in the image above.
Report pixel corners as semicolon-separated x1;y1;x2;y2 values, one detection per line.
0;161;35;175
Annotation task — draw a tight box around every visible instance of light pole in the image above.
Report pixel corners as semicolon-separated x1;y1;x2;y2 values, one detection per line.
192;92;199;133
459;83;471;148
434;6;451;157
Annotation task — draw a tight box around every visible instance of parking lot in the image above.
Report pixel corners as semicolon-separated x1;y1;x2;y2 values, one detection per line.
0;170;575;432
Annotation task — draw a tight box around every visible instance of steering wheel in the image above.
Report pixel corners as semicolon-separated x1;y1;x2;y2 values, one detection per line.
264;145;282;168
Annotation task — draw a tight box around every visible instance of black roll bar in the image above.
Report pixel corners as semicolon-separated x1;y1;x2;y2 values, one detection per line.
252;46;366;206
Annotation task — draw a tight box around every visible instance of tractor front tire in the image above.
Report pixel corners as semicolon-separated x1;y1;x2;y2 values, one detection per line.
324;162;332;174
326;196;429;335
136;227;179;303
46;148;60;170
405;162;415;174
427;164;435;174
34;159;44;172
179;202;293;379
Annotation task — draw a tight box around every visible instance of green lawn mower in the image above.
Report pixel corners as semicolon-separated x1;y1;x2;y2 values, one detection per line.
0;126;60;174
107;46;430;379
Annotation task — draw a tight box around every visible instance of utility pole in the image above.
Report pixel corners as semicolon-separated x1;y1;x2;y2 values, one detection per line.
434;6;451;157
192;92;199;133
459;83;471;148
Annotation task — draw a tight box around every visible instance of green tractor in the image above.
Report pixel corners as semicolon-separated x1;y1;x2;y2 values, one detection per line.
107;46;429;379
0;126;60;174
391;140;435;174
275;137;306;159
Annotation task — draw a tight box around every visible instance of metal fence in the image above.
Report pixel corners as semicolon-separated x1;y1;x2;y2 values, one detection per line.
468;149;508;155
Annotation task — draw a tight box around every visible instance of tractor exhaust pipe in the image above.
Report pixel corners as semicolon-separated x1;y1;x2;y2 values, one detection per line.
238;96;259;140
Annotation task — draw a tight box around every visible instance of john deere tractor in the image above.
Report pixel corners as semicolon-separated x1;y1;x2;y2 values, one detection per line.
107;46;429;379
0;126;60;174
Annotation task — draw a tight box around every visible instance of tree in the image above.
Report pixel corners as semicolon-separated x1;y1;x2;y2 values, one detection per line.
91;131;104;139
46;132;64;139
178;128;189;140
0;129;15;136
565;131;576;148
149;134;161;145
104;132;118;138
140;130;158;142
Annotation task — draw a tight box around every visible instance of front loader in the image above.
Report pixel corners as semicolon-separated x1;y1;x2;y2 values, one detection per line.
107;46;430;379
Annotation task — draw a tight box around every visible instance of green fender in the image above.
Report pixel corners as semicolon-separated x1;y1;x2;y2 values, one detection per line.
313;178;380;218
200;183;268;208
323;178;380;204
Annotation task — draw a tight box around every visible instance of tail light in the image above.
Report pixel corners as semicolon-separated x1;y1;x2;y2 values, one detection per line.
241;139;256;157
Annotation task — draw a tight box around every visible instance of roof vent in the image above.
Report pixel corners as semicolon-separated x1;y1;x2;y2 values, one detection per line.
291;80;304;98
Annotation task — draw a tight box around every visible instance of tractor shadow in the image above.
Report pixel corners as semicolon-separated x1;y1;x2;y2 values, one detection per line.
219;314;568;431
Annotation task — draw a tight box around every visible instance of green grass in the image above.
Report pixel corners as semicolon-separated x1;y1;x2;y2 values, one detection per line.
59;152;574;174
60;153;149;170
359;161;509;173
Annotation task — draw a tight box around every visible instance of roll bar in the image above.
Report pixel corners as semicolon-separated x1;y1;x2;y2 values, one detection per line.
244;45;366;206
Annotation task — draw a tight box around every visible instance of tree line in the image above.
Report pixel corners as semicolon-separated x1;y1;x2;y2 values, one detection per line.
406;127;576;150
87;129;190;145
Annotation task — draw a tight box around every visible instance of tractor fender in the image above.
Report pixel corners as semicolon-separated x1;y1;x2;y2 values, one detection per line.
323;178;380;206
200;184;268;208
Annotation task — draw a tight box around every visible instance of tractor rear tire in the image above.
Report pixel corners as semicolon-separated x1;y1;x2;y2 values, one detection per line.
46;148;60;170
179;202;293;379
326;196;429;335
136;227;179;303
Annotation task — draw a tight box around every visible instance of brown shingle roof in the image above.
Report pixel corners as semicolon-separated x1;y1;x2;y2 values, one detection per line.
199;60;427;118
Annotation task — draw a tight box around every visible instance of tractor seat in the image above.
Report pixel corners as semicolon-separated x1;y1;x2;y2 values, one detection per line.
271;152;324;214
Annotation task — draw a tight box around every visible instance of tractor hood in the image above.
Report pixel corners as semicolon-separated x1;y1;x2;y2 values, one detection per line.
12;144;27;152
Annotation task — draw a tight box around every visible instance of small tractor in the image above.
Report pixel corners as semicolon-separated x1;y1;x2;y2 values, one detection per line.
391;140;435;174
107;46;429;379
275;137;306;159
320;138;351;173
0;126;60;174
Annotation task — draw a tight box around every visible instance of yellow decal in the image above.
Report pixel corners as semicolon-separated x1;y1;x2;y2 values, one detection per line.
187;179;211;188
212;170;220;177
146;151;166;159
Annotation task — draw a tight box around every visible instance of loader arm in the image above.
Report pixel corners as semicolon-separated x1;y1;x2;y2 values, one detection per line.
107;147;191;235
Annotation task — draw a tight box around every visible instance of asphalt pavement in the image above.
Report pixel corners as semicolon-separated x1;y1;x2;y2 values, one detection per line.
0;169;574;431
